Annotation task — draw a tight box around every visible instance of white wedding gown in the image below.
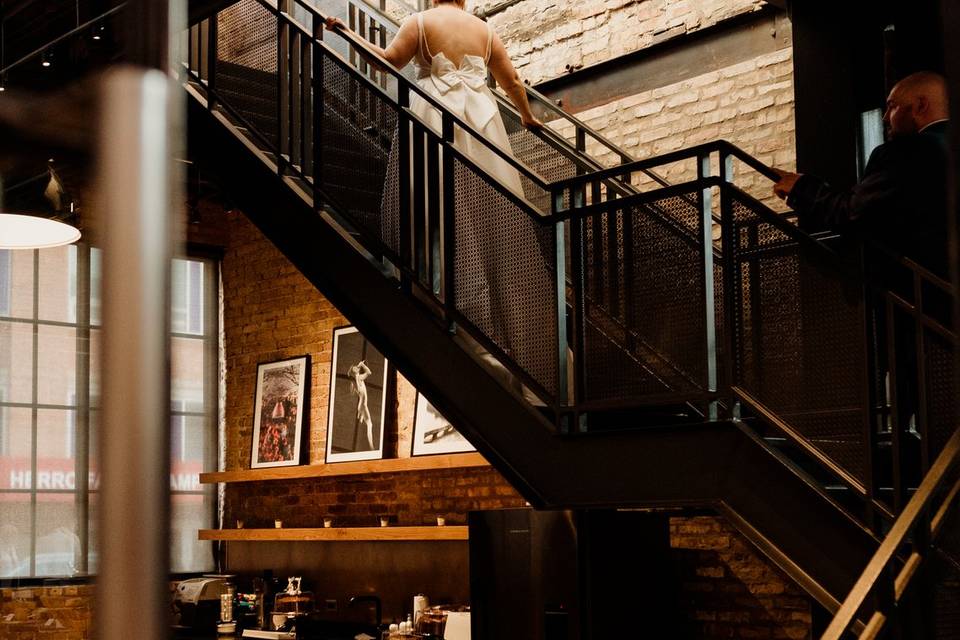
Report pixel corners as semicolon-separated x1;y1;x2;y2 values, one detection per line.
380;13;557;404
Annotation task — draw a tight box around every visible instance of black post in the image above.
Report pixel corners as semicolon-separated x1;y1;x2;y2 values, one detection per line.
441;114;456;323
313;15;324;208
206;17;218;110
718;152;738;415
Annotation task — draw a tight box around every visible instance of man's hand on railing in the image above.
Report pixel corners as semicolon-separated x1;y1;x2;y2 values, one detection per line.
771;167;802;201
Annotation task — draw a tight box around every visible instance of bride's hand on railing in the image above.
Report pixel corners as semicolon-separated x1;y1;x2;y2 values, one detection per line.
325;16;347;31
522;116;544;131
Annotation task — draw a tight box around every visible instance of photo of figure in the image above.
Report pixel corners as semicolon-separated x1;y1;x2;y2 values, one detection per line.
412;393;475;456
250;356;309;468
325;327;388;463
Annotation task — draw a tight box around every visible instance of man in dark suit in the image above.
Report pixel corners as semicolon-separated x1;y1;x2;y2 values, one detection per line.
772;71;950;277
772;72;951;489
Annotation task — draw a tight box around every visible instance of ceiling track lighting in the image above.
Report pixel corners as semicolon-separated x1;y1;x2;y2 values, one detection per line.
41;49;53;68
92;20;106;41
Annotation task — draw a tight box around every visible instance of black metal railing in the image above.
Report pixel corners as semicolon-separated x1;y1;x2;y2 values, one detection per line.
553;140;958;526
821;425;960;639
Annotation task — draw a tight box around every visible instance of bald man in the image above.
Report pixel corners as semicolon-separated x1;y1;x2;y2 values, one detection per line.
772;71;950;276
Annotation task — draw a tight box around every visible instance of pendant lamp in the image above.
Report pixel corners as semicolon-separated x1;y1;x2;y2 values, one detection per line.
0;169;82;250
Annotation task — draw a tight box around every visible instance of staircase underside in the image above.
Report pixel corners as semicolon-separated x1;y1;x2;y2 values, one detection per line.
188;88;878;613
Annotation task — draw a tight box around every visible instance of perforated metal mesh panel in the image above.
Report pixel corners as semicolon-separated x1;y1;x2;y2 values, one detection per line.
452;157;558;396
925;330;959;461
730;195;870;483
216;0;280;143
580;191;710;403
320;55;398;249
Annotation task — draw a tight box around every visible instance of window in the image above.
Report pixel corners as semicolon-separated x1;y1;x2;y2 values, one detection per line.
0;250;10;316
0;247;218;579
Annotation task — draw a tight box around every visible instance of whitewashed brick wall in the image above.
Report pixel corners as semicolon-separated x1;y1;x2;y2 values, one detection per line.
482;0;768;85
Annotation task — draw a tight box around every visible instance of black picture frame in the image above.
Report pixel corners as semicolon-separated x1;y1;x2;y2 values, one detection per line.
325;326;388;463
250;355;310;468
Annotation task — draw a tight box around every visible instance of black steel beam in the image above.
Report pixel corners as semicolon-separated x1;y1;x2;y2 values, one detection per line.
534;8;790;115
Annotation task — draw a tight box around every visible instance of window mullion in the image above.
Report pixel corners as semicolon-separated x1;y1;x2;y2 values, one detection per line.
29;249;39;577
75;243;92;575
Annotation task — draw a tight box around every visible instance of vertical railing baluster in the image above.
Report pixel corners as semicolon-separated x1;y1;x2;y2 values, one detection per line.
206;16;218;110
718;150;737;416
698;153;718;420
861;248;882;528
277;0;290;173
426;130;440;296
302;31;312;180
412;124;426;287
398;86;412;293
914;271;930;477
312;14;323;210
290;30;302;171
887;296;905;512
569;203;586;429
441;115;456;325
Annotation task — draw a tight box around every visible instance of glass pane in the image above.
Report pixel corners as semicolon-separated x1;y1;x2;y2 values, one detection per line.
37;409;76;476
0;321;34;404
89;408;99;474
1;249;36;319
0;407;33;484
172;336;205;411
171;415;208;472
87;492;98;574
36;496;82;577
170;492;214;573
90;248;101;327
0;500;32;577
37;324;77;406
89;328;101;407
37;245;77;323
172;259;207;335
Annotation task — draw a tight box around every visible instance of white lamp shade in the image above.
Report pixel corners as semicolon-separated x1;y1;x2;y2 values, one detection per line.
0;213;81;249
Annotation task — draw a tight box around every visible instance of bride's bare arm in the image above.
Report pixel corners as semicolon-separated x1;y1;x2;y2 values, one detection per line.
487;31;542;129
325;15;419;72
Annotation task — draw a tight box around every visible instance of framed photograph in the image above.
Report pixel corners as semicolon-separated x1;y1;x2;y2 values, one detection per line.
251;356;310;469
325;326;389;463
412;393;475;456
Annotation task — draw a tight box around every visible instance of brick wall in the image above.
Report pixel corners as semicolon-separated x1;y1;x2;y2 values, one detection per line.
672;517;812;640
220;210;525;505
0;585;94;640
548;38;795;210
482;0;768;85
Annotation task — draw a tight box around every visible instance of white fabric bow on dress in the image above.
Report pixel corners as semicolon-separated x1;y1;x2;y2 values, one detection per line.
426;53;499;128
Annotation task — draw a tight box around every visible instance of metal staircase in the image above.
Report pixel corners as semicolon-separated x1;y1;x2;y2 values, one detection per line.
181;0;959;625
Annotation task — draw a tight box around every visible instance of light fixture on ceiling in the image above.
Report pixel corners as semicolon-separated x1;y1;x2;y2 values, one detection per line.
0;169;82;250
92;20;106;41
41;49;52;68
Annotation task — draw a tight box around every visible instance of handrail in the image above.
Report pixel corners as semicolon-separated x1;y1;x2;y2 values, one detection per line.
0;3;127;76
821;425;960;639
270;0;553;190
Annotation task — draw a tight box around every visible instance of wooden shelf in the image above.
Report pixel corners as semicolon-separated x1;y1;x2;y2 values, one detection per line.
198;526;469;541
199;452;489;484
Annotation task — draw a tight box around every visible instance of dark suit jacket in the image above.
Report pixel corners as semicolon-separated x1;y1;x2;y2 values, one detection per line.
787;120;950;277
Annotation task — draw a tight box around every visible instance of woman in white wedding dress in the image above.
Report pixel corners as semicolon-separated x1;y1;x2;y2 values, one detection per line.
327;2;557;405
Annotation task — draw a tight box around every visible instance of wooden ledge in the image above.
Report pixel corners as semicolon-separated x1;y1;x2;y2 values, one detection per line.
198;526;469;541
199;452;489;484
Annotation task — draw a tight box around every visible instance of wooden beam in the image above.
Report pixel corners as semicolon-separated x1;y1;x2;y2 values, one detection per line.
199;452;490;483
198;526;469;541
